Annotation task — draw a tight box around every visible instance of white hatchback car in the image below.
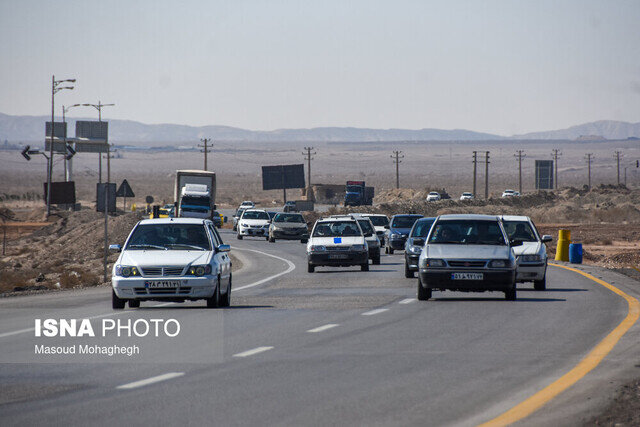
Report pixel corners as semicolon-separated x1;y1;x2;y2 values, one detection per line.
500;215;553;290
460;192;474;201
426;192;441;202
237;209;271;239
501;189;519;198
110;218;232;309
307;216;369;272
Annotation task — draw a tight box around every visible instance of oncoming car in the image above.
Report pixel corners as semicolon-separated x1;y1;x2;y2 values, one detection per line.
417;214;519;301
426;192;441;202
237;209;271;239
460;192;474;201
109;218;232;309
404;217;435;278
268;212;309;242
501;215;553;290
307;216;369;272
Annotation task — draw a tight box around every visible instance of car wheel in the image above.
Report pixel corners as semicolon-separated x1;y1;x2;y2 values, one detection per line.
112;290;126;309
534;276;546;291
207;279;221;308
504;287;517;301
269;236;275;242
417;278;431;301
301;238;308;244
373;255;381;265
237;234;243;240
361;263;369;272
220;275;231;307
128;300;140;308
404;262;414;278
308;263;315;273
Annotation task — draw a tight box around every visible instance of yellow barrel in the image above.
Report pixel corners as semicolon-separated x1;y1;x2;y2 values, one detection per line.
555;229;571;261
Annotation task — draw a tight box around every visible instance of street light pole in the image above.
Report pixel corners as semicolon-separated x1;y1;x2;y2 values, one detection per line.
46;76;75;218
82;102;115;183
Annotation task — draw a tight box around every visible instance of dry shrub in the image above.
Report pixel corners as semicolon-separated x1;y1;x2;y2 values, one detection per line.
601;239;613;246
59;270;101;288
0;270;31;293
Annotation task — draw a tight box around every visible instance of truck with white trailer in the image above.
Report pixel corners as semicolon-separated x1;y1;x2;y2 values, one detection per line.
174;170;217;220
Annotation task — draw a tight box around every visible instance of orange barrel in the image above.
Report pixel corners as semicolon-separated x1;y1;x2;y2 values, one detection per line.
555;229;571;262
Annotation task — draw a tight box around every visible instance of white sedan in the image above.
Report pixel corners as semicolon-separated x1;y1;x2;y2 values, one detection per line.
501;215;553;290
237;209;271;239
460;192;474;201
426;192;441;202
110;218;232;309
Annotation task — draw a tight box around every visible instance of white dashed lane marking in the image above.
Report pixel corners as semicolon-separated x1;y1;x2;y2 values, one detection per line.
233;346;274;358
307;324;339;333
361;308;389;316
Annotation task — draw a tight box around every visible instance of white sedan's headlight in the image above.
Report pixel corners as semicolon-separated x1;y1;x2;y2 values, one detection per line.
390;233;401;238
115;265;140;277
310;245;326;252
421;258;445;268
351;244;367;252
241;223;249;227
520;254;542;262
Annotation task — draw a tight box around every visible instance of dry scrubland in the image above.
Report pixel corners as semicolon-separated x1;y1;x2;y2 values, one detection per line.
1;139;640;293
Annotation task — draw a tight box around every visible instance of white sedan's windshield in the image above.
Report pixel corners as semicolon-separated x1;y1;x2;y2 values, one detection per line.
242;211;270;220
429;220;506;245
126;224;211;250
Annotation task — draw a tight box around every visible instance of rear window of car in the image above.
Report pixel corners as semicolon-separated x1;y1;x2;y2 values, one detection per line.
503;221;538;242
313;221;362;237
366;216;389;227
242;211;269;220
356;219;374;235
428;220;506;245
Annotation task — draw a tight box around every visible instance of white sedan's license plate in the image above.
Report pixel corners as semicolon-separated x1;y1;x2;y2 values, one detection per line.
145;280;181;288
451;273;483;280
329;254;348;260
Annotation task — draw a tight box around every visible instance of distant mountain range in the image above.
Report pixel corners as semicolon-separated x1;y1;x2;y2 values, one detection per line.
0;112;638;146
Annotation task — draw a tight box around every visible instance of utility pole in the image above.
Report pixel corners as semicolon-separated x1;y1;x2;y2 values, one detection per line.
585;153;594;190
514;150;525;194
484;151;490;199
472;151;477;197
198;138;211;171
82;101;114;183
551;149;561;189
614;151;623;185
391;150;404;189
302;146;316;192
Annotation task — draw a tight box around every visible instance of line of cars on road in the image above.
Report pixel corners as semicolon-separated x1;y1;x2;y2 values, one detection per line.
425;189;522;201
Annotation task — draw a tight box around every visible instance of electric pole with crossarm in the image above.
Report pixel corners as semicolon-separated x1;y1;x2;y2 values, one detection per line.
198;138;212;171
391;150;404;189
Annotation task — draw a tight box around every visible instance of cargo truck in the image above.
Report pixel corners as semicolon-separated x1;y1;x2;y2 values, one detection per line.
344;181;374;206
174;170;217;220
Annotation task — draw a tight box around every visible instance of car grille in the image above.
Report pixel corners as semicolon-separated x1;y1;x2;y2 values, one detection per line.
447;260;487;268
327;246;350;251
134;287;192;295
140;266;186;277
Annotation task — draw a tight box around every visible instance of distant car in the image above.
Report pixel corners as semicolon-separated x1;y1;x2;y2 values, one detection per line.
212;210;224;228
501;215;553;290
404;217;436;278
426;192;441;202
269;212;309;243
460;192;474;201
417;214;518;301
358;213;389;246
237;209;271;239
440;192;451;200
385;214;423;254
232;208;247;231
501;189;519;198
283;201;297;212
239;201;255;209
109;218;232;309
149;207;172;219
307;216;369;273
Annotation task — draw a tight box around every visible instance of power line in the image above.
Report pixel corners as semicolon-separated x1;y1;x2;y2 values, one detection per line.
198;138;212;171
391;150;404;189
514;150;525;194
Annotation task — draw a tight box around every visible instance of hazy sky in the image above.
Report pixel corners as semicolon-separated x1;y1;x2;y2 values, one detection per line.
1;0;639;135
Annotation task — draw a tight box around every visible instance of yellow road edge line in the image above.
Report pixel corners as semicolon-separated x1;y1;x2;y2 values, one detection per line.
479;263;640;427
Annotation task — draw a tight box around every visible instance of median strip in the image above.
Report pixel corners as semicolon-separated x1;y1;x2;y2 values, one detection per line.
307;324;339;333
233;346;274;358
116;372;184;390
480;263;640;426
361;308;389;316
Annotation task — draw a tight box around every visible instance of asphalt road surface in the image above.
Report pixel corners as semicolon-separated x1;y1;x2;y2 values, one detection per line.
0;228;638;426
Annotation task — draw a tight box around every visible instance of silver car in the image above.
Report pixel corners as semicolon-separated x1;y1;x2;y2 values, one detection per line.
501;215;553;290
110;218;232;309
417;214;519;301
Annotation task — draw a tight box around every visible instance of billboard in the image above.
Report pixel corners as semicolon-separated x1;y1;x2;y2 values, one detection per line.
73;141;109;153
44;140;68;153
96;183;117;213
76;121;108;141
45;122;67;138
261;164;305;190
43;181;76;205
535;160;554;190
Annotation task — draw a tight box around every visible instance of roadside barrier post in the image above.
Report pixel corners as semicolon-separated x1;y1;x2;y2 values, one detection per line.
555;229;571;262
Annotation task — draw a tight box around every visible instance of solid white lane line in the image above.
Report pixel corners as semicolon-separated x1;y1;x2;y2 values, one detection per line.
362;308;389;316
230;247;296;292
116;372;184;390
307;324;339;333
233;346;274;358
399;298;416;304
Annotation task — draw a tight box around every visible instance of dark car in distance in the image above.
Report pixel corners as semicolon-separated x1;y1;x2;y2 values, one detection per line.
385;214;423;254
404;217;436;278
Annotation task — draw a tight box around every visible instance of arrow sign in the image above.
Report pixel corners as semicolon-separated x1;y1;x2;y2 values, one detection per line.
116;179;135;198
21;146;31;161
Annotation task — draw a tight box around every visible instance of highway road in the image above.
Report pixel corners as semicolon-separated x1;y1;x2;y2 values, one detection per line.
1;227;639;426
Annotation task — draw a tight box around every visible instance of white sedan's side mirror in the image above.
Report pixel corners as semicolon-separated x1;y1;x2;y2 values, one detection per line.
541;235;553;243
109;244;122;253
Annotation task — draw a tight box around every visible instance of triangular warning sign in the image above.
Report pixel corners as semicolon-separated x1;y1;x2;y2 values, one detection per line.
116;179;135;198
